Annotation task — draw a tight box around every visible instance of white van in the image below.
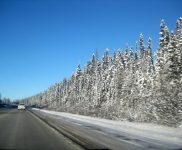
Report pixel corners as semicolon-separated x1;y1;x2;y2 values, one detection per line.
17;104;26;110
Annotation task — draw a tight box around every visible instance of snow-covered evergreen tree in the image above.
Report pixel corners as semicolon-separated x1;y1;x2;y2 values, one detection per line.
22;17;182;127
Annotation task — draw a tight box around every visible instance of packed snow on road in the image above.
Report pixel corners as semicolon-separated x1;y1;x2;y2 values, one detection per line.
33;108;182;149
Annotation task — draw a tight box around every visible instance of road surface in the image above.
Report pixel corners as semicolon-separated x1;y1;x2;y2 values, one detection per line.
32;109;182;150
0;109;82;150
1;108;178;150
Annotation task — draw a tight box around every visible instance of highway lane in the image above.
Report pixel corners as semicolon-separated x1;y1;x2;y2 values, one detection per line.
32;110;147;150
0;109;82;150
32;109;182;150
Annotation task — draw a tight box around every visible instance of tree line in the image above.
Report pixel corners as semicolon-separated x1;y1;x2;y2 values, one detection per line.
22;18;182;127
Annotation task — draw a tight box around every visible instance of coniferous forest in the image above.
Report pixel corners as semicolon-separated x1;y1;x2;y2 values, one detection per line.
22;18;182;127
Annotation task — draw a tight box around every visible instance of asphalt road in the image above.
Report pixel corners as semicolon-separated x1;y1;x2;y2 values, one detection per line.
0;109;82;150
32;109;182;150
32;110;147;150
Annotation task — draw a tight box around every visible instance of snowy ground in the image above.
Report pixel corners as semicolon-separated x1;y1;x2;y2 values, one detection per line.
32;108;182;150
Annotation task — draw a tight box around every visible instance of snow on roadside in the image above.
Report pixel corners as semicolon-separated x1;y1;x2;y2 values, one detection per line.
32;108;182;148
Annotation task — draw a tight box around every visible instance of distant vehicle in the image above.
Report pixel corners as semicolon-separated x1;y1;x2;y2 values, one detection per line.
17;104;26;110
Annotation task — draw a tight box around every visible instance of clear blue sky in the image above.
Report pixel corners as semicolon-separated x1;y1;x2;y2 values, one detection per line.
0;0;181;100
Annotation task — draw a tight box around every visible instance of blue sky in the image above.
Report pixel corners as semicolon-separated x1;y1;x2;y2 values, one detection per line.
0;0;181;100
